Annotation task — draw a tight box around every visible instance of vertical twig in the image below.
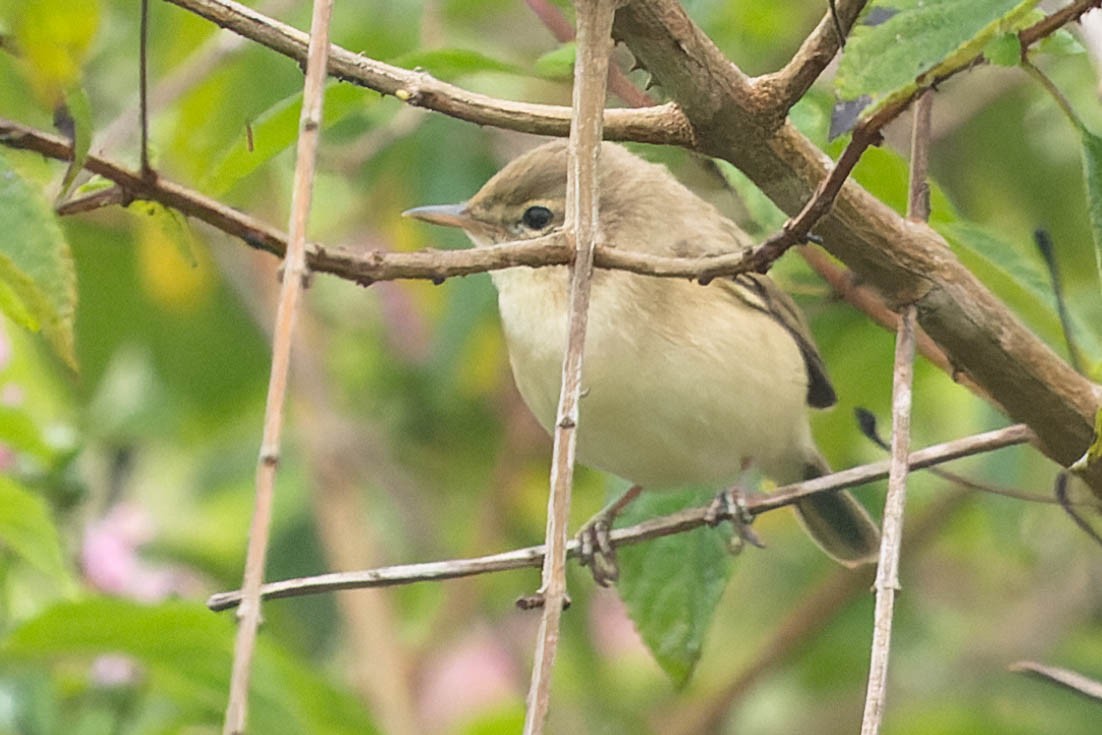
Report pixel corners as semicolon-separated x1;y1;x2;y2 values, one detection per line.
522;1;617;733
905;95;932;224
139;0;151;177
860;88;932;735
860;304;916;734
222;0;333;733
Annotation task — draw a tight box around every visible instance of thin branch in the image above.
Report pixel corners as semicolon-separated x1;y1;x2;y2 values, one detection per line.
98;0;299;158
861;87;931;734
740;124;882;276
139;0;152;177
755;0;869;111
906;94;933;224
161;0;693;145
54;185;127;215
523;2;616;733
861;303;917;735
1019;0;1102;48
856;407;1065;505
1021;57;1080;129
1009;661;1102;701
223;0;333;732
206;423;1034;612
0;116;821;284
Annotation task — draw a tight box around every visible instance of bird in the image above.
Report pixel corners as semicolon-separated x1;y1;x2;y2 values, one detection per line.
405;139;880;584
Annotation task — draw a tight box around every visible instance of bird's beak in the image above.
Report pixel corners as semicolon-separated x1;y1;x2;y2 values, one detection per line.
402;202;472;230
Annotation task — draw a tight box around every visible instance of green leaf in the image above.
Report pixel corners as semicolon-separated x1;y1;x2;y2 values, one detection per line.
937;221;1102;363
938;222;1055;309
0;404;54;459
5;598;380;734
1086;409;1102;467
390;48;525;80
1079;126;1102;297
984;32;1021;67
615;483;733;686
1036;27;1085;57
0;475;68;580
534;42;576;80
56;85;93;199
0;151;78;369
204;81;370;196
836;0;1039;124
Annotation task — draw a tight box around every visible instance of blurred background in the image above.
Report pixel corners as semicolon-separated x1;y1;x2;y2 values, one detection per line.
1;0;1101;733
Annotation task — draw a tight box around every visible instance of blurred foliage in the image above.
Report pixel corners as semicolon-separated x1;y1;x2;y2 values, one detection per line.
0;1;1101;734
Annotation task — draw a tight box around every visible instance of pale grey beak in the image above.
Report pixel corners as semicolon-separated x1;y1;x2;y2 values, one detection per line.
402;203;471;229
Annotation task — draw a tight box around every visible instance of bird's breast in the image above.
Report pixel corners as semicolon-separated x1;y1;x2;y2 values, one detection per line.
490;267;814;488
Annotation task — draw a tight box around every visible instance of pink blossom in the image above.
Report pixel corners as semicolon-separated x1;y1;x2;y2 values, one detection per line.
81;503;196;602
417;626;521;730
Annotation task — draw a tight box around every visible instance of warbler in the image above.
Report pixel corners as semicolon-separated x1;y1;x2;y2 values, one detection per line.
406;140;879;583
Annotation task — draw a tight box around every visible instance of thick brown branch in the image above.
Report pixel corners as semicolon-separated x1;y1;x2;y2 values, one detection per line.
612;0;1102;490
160;0;693;145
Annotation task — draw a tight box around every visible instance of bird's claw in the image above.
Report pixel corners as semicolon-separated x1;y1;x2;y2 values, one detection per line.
705;487;765;555
577;514;619;587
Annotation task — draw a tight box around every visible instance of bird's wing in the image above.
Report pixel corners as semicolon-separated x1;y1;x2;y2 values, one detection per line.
721;273;838;409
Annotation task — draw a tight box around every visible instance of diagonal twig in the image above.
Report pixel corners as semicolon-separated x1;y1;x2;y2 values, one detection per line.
205;423;1033;612
755;0;869;111
1010;661;1102;702
0;117;791;284
161;0;692;145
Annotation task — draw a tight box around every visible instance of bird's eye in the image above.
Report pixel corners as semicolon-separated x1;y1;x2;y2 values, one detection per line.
521;205;554;230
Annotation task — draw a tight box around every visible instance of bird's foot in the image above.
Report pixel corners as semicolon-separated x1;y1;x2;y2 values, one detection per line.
704;486;766;555
574;484;643;587
577;512;620;587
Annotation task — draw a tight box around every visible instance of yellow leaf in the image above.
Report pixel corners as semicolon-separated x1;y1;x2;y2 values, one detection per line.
134;205;213;312
13;0;101;105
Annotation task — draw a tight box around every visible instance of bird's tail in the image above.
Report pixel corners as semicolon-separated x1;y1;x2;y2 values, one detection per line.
793;454;880;567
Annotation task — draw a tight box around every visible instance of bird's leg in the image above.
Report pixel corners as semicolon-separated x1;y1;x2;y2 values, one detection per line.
577;484;643;587
704;485;766;555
